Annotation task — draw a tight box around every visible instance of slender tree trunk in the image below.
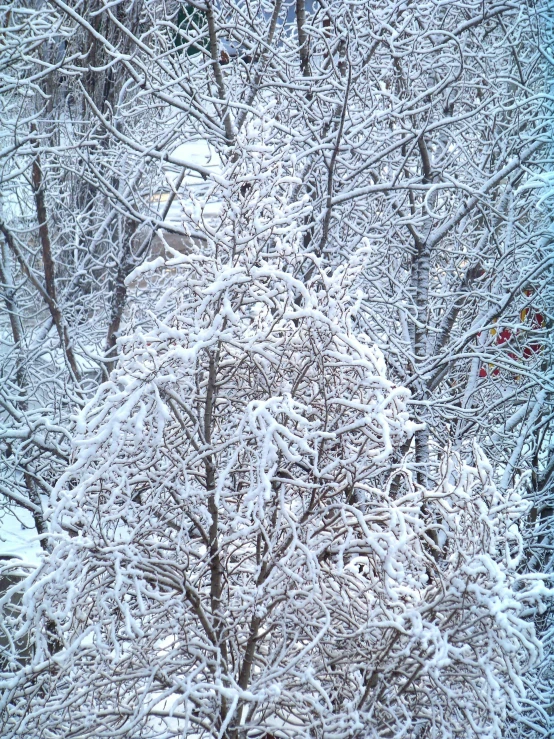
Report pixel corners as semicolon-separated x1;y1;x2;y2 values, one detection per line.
30;133;81;384
203;351;229;732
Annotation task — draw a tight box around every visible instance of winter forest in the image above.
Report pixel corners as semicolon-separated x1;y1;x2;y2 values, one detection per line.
0;1;553;737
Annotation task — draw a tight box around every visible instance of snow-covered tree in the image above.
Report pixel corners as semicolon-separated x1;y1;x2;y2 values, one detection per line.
1;0;552;546
0;1;553;735
1;147;550;739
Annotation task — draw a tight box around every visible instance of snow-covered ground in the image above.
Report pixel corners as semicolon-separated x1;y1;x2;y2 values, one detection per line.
0;508;43;567
155;139;223;245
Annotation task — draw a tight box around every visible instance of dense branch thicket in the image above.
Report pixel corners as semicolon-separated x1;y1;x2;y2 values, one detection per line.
1;201;548;737
0;1;553;737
